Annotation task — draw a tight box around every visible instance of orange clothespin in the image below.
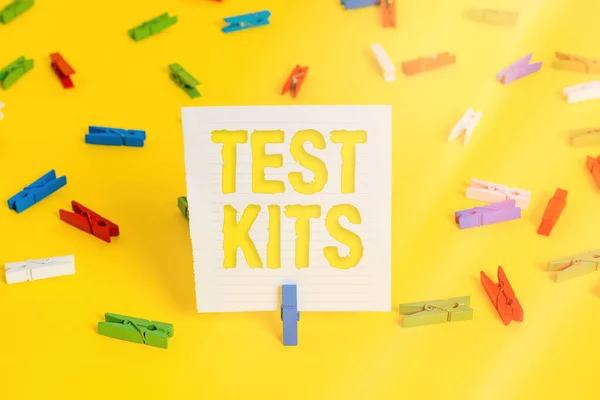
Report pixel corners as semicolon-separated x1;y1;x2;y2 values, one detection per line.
381;0;396;28
586;155;600;189
59;201;119;242
401;52;456;76
481;266;523;326
50;53;75;89
537;188;567;236
282;65;308;98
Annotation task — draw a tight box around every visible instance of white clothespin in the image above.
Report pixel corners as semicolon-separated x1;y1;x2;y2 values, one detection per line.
448;109;482;145
371;43;396;82
563;81;600;104
466;178;531;209
0;102;4;120
4;255;75;284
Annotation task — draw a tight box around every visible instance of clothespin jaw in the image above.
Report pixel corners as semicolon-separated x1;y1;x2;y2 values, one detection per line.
586;155;600;189
85;126;146;147
169;63;200;98
401;52;456;76
547;249;600;282
381;0;396;28
282;65;308;98
59;201;119;242
0;0;34;24
281;284;300;346
8;170;67;213
455;199;521;229
399;296;473;327
178;196;189;220
448;108;482;145
537;188;567;236
481;267;523;326
466;8;518;26
4;255;75;284
128;13;177;41
553;52;600;74
98;313;174;349
221;10;271;33
0;56;34;90
50;53;75;89
341;0;378;10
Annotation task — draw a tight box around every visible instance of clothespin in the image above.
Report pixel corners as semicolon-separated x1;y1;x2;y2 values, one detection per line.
0;101;4;120
381;0;396;28
481;267;523;326
85;126;146;147
547;249;600;282
399;296;473;328
371;43;396;82
169;63;200;98
563;81;600;104
0;56;34;90
128;13;177;41
59;201;119;243
570;129;600;147
4;255;75;284
553;52;600;74
586;155;600;189
50;53;75;89
466;178;531;209
341;0;378;10
178;196;189;220
448;109;482;145
466;8;518;26
455;199;521;229
98;313;174;349
497;53;542;84
537;188;567;236
8;170;66;213
281;284;300;346
221;10;270;33
282;65;308;98
0;0;34;24
401;52;456;76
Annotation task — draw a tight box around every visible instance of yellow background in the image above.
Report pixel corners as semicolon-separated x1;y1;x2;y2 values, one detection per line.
0;0;597;399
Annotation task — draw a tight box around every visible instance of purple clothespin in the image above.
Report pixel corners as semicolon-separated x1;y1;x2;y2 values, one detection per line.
497;53;542;84
455;199;521;229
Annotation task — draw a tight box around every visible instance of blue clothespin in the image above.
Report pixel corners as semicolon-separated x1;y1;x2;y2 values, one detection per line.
281;284;300;346
8;170;67;213
341;0;379;10
85;126;146;147
222;10;271;33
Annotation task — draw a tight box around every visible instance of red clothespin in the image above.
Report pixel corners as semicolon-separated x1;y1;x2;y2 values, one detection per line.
59;201;119;242
50;53;75;89
381;0;396;28
282;65;308;98
481;267;523;326
537;188;567;236
586;155;600;188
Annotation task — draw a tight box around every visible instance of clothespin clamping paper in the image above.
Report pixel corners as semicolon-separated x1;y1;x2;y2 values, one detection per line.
98;313;174;349
570;129;600;147
466;178;531;209
448;109;482;145
50;53;75;89
399;296;473;328
5;255;75;284
8;170;67;213
481;266;523;326
467;9;518;26
128;13;177;41
281;284;300;346
59;201;119;243
586;155;600;189
455;199;521;229
547;249;600;282
553;52;600;74
563;81;600;104
178;196;189;220
401;52;456;76
497;53;542;84
341;0;378;10
0;56;34;90
85;126;146;147
221;10;270;33
537;188;567;236
282;65;308;98
371;43;396;82
381;0;396;27
169;63;200;99
0;0;34;24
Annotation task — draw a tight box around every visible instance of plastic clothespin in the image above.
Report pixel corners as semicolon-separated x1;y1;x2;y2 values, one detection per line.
178;196;189;220
481;266;523;326
341;0;378;10
221;10;271;33
497;53;542;84
8;170;67;213
50;53;75;89
59;201;119;243
282;65;308;98
169;63;200;98
399;296;473;327
98;313;174;349
128;12;177;41
381;0;396;28
547;249;600;282
281;284;300;346
4;255;75;284
0;56;34;90
85;126;146;147
537;188;567;236
0;0;34;24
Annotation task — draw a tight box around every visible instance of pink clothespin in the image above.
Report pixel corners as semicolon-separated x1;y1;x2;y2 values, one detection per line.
455;199;521;229
497;53;542;84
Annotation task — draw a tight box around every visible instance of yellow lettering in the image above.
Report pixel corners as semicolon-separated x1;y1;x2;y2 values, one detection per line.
288;129;328;194
251;130;285;194
284;205;321;269
267;205;281;269
324;204;363;269
211;130;248;194
223;205;262;268
330;130;367;194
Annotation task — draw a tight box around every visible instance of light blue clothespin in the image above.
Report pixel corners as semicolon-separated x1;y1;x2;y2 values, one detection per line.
281;284;300;346
222;10;271;33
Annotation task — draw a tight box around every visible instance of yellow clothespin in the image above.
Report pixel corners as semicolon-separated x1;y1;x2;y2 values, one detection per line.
547;250;600;282
467;8;518;26
399;296;473;327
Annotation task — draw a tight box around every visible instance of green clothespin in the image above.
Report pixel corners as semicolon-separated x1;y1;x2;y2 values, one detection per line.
0;0;34;24
399;296;473;327
0;56;34;90
128;12;177;41
178;196;189;220
547;249;600;282
169;63;200;98
98;313;174;349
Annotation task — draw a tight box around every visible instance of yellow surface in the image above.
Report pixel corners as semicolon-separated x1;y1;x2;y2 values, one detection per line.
0;0;598;399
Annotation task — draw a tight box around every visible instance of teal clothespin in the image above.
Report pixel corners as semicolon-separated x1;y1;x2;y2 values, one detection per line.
0;0;34;24
0;56;34;90
128;12;177;41
399;296;473;327
98;313;174;349
178;196;188;220
169;63;200;98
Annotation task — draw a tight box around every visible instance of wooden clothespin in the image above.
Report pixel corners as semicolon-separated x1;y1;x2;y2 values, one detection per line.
0;56;33;90
371;43;396;82
455;199;521;229
169;63;200;98
467;8;518;26
282;65;308;98
537;188;567;236
553;52;600;74
586;155;600;189
448;109;482;145
563;81;600;104
570;129;600;147
4;255;75;284
178;196;189;220
50;53;75;89
340;0;378;10
547;249;600;282
399;296;473;327
221;10;270;33
281;284;300;345
381;0;396;28
98;313;174;349
497;53;542;84
481;267;523;326
0;0;34;24
401;52;456;76
85;126;146;147
128;13;177;41
8;170;67;213
466;178;531;209
59;201;119;242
